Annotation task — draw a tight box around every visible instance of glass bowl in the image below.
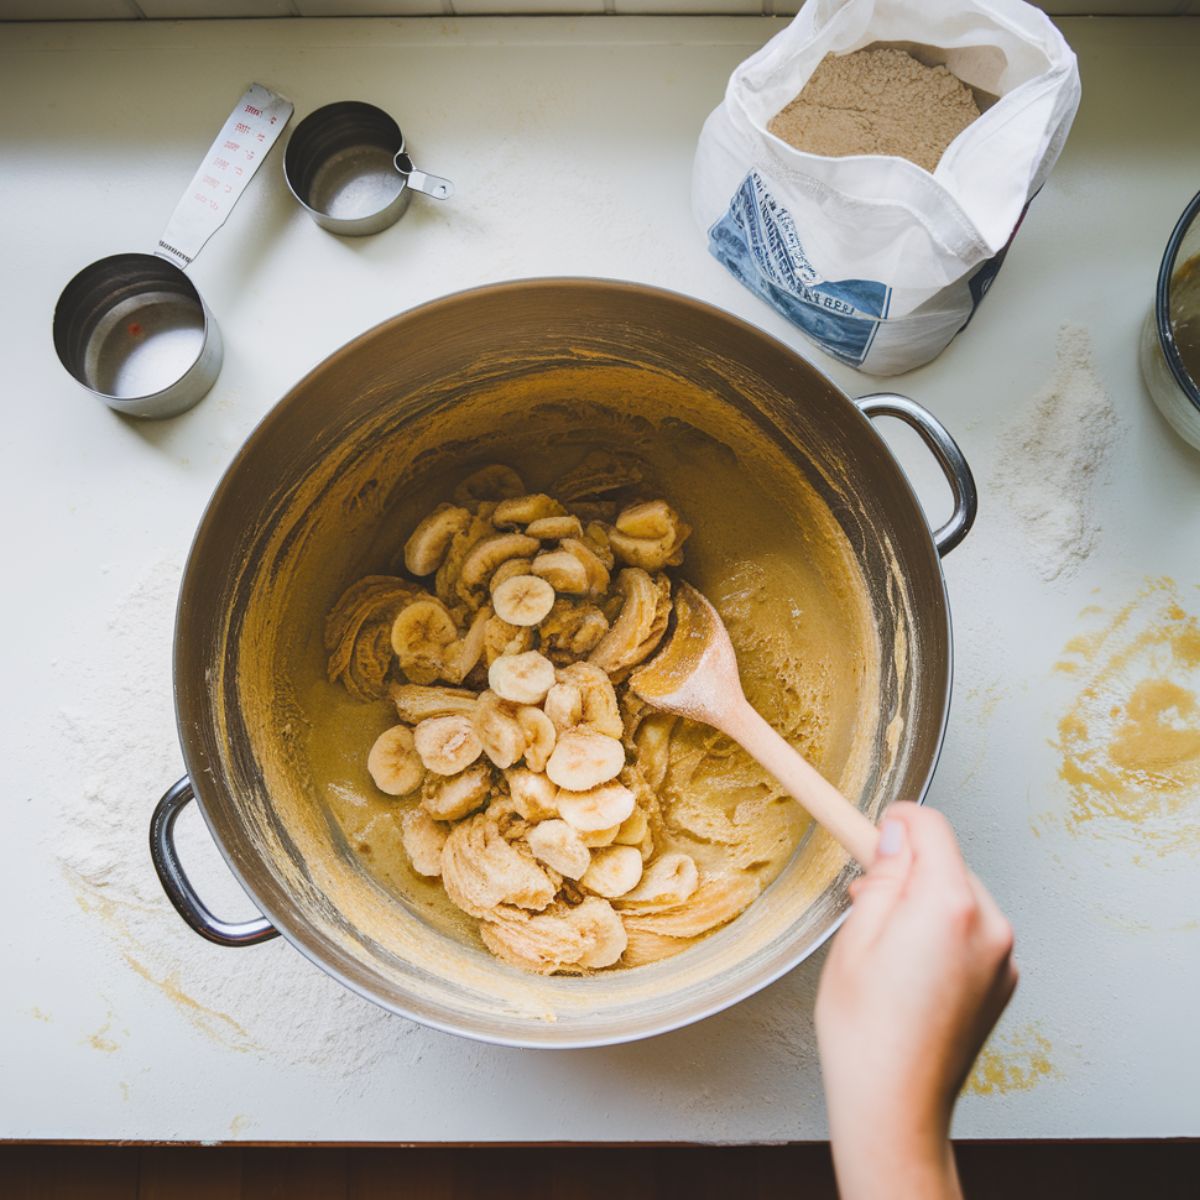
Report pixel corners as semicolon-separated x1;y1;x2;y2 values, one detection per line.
1139;189;1200;449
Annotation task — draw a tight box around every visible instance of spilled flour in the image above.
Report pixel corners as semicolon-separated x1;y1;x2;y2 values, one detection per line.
993;325;1119;582
52;561;406;1078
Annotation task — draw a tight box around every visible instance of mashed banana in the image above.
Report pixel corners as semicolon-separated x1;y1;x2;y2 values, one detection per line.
324;456;813;974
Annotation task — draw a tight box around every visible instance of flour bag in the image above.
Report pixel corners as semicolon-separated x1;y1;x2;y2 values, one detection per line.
692;0;1080;375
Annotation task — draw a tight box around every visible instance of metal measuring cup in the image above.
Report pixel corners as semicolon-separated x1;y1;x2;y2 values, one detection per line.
283;101;453;237
53;83;293;420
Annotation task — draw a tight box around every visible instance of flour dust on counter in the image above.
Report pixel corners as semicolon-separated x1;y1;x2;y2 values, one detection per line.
992;324;1120;583
50;560;409;1081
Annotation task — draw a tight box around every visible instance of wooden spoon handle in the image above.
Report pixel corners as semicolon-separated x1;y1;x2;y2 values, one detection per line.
723;701;879;868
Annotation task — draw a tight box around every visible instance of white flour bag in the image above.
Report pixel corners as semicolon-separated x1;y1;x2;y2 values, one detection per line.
692;0;1080;375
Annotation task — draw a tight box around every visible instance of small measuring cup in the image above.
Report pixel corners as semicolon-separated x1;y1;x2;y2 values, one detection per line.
1139;189;1200;450
283;101;453;237
53;83;293;420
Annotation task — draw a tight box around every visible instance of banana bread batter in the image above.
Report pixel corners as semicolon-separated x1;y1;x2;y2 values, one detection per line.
235;360;885;1007
316;429;872;975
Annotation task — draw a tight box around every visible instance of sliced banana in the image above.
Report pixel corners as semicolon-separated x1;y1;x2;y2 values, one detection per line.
486;790;531;841
531;549;589;594
579;822;622;848
613;805;649;848
404;503;474;576
505;767;560;821
620;763;662;842
573;897;628;969
473;689;527;770
336;480;747;975
457;532;541;599
492;574;555;627
389;683;478;724
489;557;534;594
421;761;492;821
526;514;583;541
557;662;623;739
581;845;644;899
588;568;671;675
400;808;448;876
616;852;699;909
559;537;610;596
614;499;676;539
391;597;458;685
488;650;556;706
453;465;526;507
546;730;626;791
620;875;760;938
413;714;484;775
633;711;677;789
517;705;557;772
526;819;591;880
608;499;691;570
555;780;636;832
366;725;425;796
543;682;583;733
582;522;616;570
482;615;535;667
493;493;566;527
608;530;679;572
441;604;493;685
539;600;609;663
434;514;494;610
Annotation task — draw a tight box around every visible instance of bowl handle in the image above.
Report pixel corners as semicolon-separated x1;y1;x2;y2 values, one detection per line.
149;776;279;947
855;393;978;556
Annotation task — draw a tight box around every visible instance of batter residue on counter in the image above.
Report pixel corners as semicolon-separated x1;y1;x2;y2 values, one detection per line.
1051;578;1200;854
323;457;816;975
966;1024;1058;1097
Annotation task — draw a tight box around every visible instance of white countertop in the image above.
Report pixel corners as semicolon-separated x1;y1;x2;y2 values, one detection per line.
2;14;1198;1143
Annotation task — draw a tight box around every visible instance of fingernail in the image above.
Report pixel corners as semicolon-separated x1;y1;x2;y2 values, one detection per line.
877;819;905;857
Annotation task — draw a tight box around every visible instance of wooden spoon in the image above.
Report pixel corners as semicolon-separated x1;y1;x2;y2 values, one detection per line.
629;582;879;867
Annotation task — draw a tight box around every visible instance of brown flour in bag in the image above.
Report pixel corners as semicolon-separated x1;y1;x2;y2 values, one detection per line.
768;47;980;173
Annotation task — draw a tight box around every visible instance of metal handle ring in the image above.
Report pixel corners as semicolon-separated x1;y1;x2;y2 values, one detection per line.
149;776;278;948
855;393;978;556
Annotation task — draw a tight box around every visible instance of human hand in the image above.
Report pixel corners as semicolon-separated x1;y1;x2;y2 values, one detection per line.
815;802;1017;1199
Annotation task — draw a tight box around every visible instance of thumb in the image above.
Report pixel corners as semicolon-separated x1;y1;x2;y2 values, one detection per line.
843;817;911;937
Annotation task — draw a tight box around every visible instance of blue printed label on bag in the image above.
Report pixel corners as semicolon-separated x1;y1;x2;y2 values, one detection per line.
708;172;891;366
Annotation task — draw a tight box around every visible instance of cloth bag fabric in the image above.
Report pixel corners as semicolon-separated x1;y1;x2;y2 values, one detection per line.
692;0;1081;375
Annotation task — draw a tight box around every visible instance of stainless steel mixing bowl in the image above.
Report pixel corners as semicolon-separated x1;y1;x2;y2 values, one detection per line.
150;279;975;1047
